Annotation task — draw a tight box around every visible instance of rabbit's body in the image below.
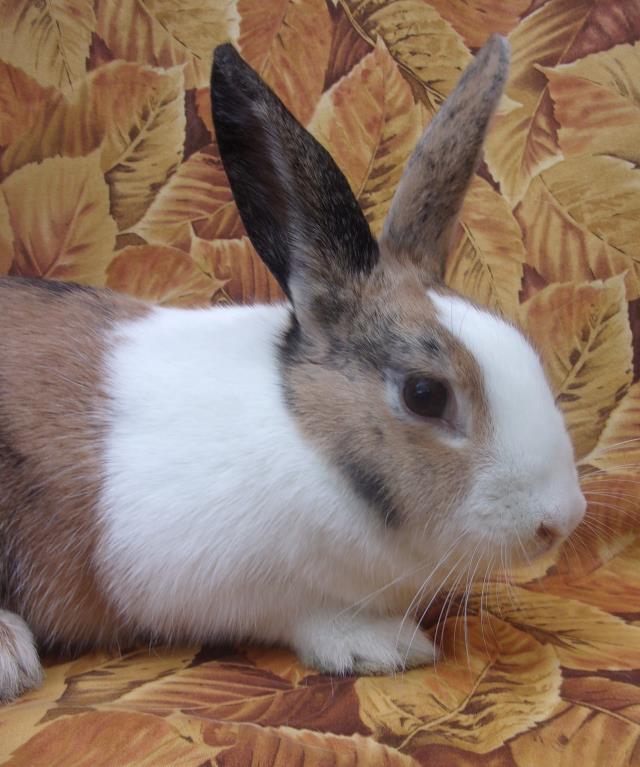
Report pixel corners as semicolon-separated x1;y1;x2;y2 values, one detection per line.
1;36;587;701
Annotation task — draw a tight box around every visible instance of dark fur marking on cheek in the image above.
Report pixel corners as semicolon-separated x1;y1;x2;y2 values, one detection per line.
340;457;400;528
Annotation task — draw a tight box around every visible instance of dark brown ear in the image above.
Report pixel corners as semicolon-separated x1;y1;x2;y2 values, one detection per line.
211;44;378;312
381;34;510;281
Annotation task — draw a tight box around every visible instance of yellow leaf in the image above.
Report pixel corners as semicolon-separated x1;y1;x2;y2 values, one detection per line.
510;701;640;767
355;615;560;754
2;711;214;767
514;159;640;300
107;245;219;307
1;153;116;284
104;66;186;231
202;721;420;765
51;647;197;713
474;585;640;671
1;62;187;209
95;0;240;90
484;0;589;205
190;236;284;305
544;41;640;164
133;143;244;251
237;0;333;125
533;536;640;615
582;380;640;477
0;0;95;91
520;276;633;460
0;193;13;275
339;0;471;112
445;176;525;319
308;39;422;237
425;0;530;49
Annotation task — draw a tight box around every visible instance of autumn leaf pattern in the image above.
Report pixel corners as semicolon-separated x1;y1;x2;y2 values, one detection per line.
1;1;640;765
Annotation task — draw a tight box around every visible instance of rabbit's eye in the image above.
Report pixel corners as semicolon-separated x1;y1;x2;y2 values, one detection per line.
402;375;448;419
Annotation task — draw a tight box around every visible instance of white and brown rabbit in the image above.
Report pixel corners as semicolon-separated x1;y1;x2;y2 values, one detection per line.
0;35;585;701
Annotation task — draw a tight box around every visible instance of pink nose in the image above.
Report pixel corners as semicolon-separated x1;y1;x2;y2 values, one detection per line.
538;495;586;544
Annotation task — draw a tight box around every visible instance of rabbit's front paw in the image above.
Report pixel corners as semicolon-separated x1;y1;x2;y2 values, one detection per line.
292;612;436;675
0;610;43;702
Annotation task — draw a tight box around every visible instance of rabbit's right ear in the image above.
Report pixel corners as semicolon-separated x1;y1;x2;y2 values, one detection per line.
211;44;378;312
381;35;510;283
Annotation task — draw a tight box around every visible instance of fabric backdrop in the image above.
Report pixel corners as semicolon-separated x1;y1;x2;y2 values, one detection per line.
1;1;640;765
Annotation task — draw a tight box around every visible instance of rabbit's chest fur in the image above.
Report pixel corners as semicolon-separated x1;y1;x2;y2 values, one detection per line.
97;303;421;644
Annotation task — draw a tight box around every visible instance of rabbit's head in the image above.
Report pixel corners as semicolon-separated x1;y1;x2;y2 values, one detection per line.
211;37;585;571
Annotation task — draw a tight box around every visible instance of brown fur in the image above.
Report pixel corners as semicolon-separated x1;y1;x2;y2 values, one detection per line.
0;278;149;649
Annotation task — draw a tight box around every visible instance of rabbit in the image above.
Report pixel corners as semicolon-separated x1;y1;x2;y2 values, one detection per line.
0;34;586;702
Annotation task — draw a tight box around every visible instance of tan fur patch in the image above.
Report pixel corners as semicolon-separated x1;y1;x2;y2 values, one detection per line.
0;279;149;649
281;259;491;533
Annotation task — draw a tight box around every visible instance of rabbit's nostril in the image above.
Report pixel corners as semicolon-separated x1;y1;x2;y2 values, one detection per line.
537;523;560;546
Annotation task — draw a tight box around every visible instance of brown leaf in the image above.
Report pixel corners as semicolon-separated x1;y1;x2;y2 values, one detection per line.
0;0;95;91
544;41;640;165
2;153;116;284
103;66;186;231
582;381;640;476
324;3;373;89
514;162;640;300
426;0;530;49
485;0;640;205
0;193;13;275
521;276;633;460
133;143;243;251
3;711;214;767
509;702;640;767
203;721;420;766
528;535;640;614
190;236;283;304
106;245;220;307
355;615;560;753
475;585;640;672
308;39;422;237
561;674;640;725
339;0;471;112
446;175;525;319
112;658;366;735
95;0;240;90
1;62;187;235
237;0;333;124
51;647;197;713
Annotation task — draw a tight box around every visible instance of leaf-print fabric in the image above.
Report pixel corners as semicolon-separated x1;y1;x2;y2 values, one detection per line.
1;1;640;765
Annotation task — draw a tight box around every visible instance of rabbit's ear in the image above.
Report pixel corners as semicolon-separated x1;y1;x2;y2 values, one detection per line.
381;35;510;282
211;44;378;311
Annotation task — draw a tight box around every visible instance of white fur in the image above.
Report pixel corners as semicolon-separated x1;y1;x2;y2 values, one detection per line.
0;610;43;700
99;303;434;668
429;291;585;546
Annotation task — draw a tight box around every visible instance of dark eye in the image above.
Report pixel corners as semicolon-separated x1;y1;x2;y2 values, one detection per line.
402;375;449;419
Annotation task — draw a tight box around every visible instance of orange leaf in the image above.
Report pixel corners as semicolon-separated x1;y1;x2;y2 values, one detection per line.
561;674;640;726
134;143;244;251
190;235;283;305
107;245;220;307
238;0;333;124
324;3;372;89
2;153;116;284
0;61;57;150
